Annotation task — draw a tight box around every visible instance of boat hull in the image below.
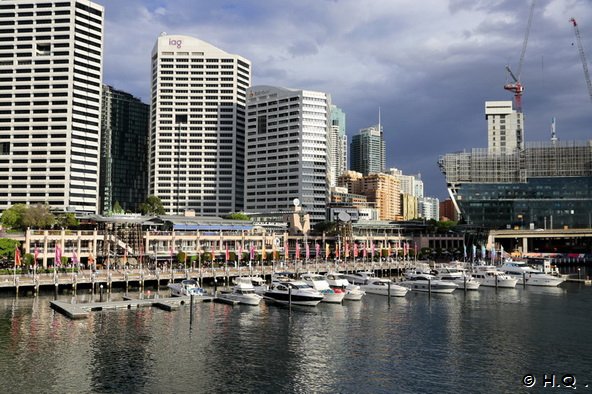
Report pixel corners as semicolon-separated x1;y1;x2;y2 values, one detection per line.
361;285;408;297
400;281;457;294
263;292;323;307
219;293;262;306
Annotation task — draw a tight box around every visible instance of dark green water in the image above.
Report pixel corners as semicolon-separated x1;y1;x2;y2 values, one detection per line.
0;283;591;393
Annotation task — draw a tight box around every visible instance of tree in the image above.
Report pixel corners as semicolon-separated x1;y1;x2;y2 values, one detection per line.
139;195;165;215
224;212;250;220
21;204;55;229
311;221;337;236
1;204;27;229
112;201;124;214
56;213;79;229
0;238;20;260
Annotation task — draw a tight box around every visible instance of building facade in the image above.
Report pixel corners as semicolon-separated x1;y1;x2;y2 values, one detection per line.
419;196;439;221
149;34;251;216
486;101;524;154
350;124;386;175
100;85;150;214
358;173;400;221
328;105;347;187
439;140;592;229
244;86;331;224
0;0;104;213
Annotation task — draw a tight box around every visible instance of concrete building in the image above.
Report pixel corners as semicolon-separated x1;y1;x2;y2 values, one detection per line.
419;196;439;221
149;34;251;216
337;170;364;194
244;86;331;224
486;101;524;154
439;198;458;221
100;85;150;214
328;105;347;187
401;194;419;221
350;124;385;175
0;0;104;213
358;173;401;221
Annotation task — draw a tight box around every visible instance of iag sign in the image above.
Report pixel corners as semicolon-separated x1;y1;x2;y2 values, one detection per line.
168;38;182;48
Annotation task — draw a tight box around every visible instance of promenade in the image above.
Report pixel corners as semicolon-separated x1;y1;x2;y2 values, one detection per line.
0;259;416;295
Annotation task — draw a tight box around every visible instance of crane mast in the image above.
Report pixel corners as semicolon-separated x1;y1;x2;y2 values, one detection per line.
504;0;535;112
570;18;592;104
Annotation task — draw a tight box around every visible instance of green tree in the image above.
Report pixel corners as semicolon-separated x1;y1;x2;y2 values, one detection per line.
1;204;27;229
112;201;124;214
0;238;20;259
139;195;165;215
224;212;250;220
22;204;55;229
56;213;79;229
311;221;337;236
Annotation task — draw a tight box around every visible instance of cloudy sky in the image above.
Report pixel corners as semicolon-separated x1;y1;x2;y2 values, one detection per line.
99;0;592;199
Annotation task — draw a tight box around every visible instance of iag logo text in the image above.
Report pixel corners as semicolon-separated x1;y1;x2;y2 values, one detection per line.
169;38;182;48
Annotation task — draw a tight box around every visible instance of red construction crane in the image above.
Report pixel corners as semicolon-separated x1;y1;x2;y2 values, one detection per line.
504;0;535;112
570;18;592;104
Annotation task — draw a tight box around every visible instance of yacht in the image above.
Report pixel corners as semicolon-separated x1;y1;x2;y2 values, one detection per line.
343;271;376;285
324;272;365;301
498;261;565;287
168;279;206;297
263;279;324;306
235;276;268;294
471;266;517;288
219;278;263;306
431;266;480;290
360;278;409;297
400;273;457;293
300;273;345;303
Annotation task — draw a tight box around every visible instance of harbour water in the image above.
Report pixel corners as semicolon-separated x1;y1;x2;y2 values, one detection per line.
1;282;592;393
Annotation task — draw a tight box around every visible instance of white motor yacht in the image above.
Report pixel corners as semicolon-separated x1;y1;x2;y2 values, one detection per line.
263;279;324;306
300;273;345;303
168;279;206;297
431;266;481;290
219;278;263;306
471;266;517;288
400;273;457;293
235;276;269;294
498;261;565;287
324;272;365;301
360;278;409;297
342;271;376;285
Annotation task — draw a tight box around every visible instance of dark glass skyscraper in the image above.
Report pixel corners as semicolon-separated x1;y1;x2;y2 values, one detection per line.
100;85;150;213
350;125;386;176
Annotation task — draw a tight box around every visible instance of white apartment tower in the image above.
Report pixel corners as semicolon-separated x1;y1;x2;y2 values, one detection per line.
485;101;524;154
245;86;331;223
0;0;104;213
149;35;251;215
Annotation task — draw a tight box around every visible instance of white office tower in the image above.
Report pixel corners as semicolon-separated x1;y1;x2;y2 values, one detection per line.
0;0;104;213
245;86;331;224
485;101;524;154
328;105;347;187
149;35;251;215
389;168;424;198
419;196;439;221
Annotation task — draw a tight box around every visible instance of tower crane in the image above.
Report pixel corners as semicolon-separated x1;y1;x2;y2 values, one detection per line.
570;18;592;104
504;0;535;112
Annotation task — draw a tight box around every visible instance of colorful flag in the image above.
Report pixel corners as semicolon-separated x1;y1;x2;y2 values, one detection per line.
362;243;367;258
262;243;267;260
73;249;79;265
238;245;243;262
315;243;320;258
284;240;289;260
325;243;330;259
225;243;230;262
54;244;62;267
34;246;39;267
353;243;359;258
371;243;375;258
295;242;300;260
305;243;310;260
15;246;21;267
344;242;349;258
250;244;255;260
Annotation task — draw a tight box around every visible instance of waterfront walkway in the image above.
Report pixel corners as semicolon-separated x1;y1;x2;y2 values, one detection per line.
0;260;415;295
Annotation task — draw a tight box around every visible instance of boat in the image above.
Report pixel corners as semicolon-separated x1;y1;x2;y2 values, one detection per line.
300;273;346;303
218;278;263;306
342;271;376;285
263;279;324;306
235;276;269;294
360;278;409;297
399;273;457;293
324;272;365;301
498;261;565;287
471;265;517;288
168;279;206;297
431;266;481;290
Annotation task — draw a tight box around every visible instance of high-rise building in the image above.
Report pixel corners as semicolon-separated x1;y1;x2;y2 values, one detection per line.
350;124;386;175
149;34;251;216
100;85;150;214
389;168;423;198
0;0;104;213
419;196;439;221
486;101;524;154
356;173;400;221
245;86;331;224
328;105;347;187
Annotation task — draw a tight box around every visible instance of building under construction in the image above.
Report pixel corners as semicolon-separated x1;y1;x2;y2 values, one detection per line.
439;140;592;229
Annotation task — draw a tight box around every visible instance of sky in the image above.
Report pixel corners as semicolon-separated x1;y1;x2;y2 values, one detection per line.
98;0;592;199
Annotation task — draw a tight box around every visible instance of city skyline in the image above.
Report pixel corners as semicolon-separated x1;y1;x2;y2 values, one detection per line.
99;0;592;200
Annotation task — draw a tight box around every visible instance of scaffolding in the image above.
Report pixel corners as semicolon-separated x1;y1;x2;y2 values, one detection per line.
439;140;592;184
